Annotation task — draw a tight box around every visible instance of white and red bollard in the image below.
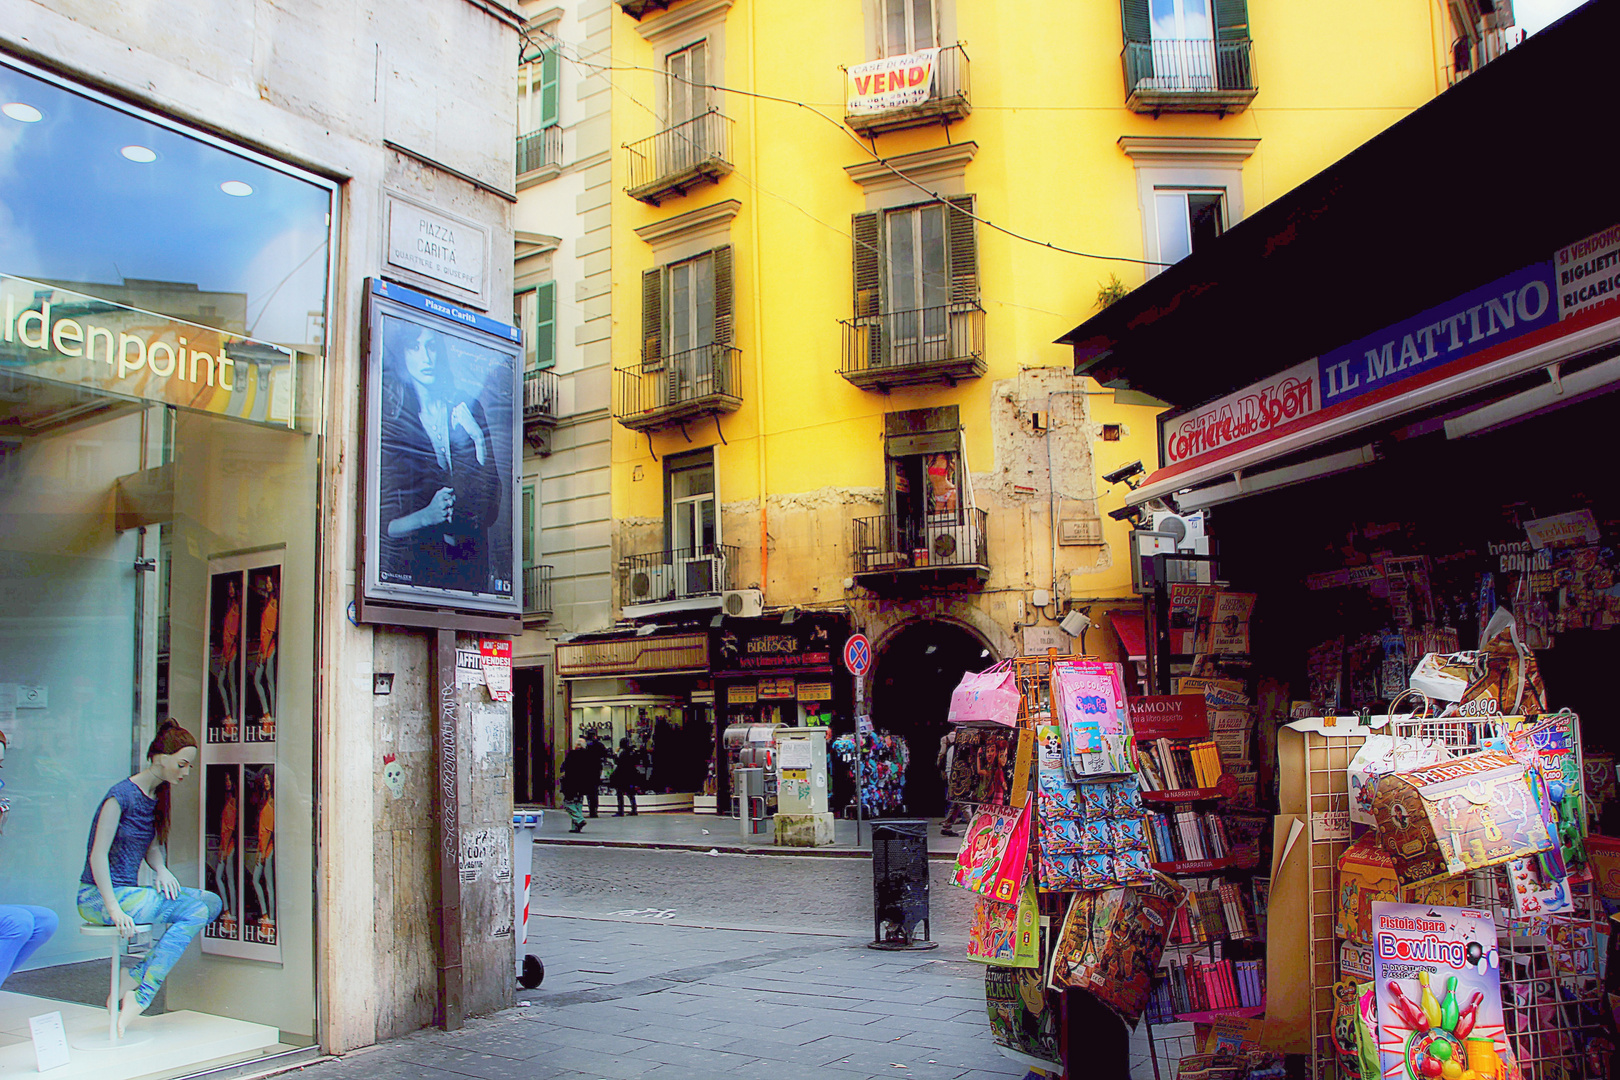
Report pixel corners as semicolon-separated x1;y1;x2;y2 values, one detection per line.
513;810;543;988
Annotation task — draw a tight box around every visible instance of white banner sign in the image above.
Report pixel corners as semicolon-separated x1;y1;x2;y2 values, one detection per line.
1555;223;1620;321
847;48;939;114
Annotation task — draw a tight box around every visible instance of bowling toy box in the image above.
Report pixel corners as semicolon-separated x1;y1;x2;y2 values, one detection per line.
1370;751;1554;886
1371;902;1505;1080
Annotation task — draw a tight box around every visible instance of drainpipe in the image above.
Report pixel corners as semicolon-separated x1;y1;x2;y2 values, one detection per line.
747;0;769;594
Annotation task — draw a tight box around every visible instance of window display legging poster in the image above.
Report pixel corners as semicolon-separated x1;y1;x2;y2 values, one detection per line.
202;557;281;961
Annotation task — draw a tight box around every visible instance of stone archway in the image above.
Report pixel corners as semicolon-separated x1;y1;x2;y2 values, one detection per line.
868;617;996;816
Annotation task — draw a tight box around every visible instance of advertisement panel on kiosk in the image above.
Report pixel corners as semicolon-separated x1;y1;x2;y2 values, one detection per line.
359;277;523;619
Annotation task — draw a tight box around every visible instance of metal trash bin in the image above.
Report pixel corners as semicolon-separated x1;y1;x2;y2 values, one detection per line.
869;819;936;950
512;810;544;988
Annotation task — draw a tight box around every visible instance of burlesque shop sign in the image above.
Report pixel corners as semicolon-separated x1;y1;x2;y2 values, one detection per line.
0;273;301;429
1156;243;1609;474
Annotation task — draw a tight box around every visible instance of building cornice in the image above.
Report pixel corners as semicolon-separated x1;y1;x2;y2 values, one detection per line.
635;0;733;42
844;141;978;190
1117;136;1260;165
633;199;741;246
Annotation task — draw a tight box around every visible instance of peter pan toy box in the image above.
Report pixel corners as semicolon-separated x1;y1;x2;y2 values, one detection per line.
1371;901;1506;1080
1370;750;1554;886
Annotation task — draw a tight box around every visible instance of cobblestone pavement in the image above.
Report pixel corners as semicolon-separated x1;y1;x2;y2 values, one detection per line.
287;845;1177;1080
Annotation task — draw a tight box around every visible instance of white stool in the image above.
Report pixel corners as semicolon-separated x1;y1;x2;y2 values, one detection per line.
77;922;152;1047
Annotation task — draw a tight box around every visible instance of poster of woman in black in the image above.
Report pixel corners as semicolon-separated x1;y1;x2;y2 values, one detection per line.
377;317;507;597
207;573;242;743
244;567;279;742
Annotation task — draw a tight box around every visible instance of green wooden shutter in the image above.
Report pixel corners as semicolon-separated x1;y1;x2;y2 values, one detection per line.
540;48;560;128
1121;0;1152;84
522;485;536;569
1213;0;1252;90
945;195;978;305
853;211;885;370
641;267;664;372
534;281;556;369
710;245;734;397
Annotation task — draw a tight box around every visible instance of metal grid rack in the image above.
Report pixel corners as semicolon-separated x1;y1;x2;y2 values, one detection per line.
1389;713;1607;1080
1303;729;1371;1075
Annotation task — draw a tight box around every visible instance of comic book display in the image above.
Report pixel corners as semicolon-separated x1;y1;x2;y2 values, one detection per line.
1048;873;1187;1023
966;873;1039;968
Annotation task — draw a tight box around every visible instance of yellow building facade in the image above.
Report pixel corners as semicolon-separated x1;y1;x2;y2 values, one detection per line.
550;0;1503;813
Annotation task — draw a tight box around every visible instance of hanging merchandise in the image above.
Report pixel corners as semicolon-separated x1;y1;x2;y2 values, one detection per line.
948;725;1033;808
1335;836;1468;945
1051;659;1134;777
947;660;1021;726
985;961;1062;1072
1409;652;1477;703
1371;902;1507;1080
952;801;1032;903
1503;710;1587;873
1046;872;1187;1025
1348;730;1451;828
1462;608;1549;718
1369;750;1556;885
966;871;1039;968
830;731;909;816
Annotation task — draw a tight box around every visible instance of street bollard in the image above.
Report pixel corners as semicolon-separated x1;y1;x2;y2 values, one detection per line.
512;810;544;989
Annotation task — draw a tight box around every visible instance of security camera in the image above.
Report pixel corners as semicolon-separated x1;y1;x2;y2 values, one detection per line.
1102;460;1145;488
1107;504;1144;523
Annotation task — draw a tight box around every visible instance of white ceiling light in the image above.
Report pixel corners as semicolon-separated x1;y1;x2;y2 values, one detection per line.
220;180;253;197
2;102;43;123
120;145;157;163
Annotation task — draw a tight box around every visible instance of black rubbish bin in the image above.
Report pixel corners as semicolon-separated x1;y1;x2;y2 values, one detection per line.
869;819;937;950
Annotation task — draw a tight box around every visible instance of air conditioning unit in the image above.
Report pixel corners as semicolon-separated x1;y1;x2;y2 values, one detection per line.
676;553;727;599
627;563;674;603
1148;509;1212;584
721;588;764;618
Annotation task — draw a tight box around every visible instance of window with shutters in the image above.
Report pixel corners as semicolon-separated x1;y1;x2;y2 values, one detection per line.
517;33;563;176
619;245;740;429
842;199;985;389
516;281;556;371
1121;0;1256;113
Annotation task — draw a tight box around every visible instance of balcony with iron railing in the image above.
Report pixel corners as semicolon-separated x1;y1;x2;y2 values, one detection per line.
852;508;989;588
516;126;564;179
624;110;735;205
522;368;560;453
621;544;740;609
840;302;985;392
1123;38;1257;115
844;44;971;137
523;564;554;620
613;343;742;433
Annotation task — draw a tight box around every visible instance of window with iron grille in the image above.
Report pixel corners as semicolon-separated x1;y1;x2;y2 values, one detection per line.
640;245;734;401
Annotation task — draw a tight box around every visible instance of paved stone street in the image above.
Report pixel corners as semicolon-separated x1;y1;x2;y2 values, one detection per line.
288;843;1181;1080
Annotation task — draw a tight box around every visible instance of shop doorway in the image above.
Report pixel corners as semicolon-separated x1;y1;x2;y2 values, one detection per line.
512;666;550;805
870;619;993;816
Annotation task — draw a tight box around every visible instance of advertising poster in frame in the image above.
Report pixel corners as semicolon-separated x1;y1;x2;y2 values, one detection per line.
200;551;282;962
359;277;522;619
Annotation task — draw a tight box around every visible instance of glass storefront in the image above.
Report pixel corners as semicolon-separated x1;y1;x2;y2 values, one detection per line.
569;696;713;804
0;54;329;1076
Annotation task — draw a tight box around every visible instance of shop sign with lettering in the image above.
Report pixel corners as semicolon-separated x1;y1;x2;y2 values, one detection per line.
797;681;833;702
713;617;839;675
1;274;301;429
758;677;796;699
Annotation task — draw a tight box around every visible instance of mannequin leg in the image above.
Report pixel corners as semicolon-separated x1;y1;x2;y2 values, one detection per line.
0;905;59;989
78;885;222;1032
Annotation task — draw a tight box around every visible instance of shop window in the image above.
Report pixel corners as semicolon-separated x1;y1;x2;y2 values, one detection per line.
515;281;556;370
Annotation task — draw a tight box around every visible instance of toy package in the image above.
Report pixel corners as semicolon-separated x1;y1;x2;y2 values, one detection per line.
1337;836;1468;945
1035;724;1153;889
1504;710;1587;877
953;801;1031;902
1371;901;1506;1080
1349;735;1451;827
948;726;1034;809
966;871;1039;968
1047;872;1186;1024
1370;751;1555;885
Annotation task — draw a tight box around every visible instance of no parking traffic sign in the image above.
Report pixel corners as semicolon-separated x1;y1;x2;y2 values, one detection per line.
843;633;871;677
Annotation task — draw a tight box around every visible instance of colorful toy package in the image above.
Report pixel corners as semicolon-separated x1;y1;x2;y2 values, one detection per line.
1504;710;1587;877
1053;659;1134;777
953;801;1031;903
1337;836;1468;945
1035;724;1153;889
1047;872;1186;1024
1371;901;1506;1080
966;872;1039;968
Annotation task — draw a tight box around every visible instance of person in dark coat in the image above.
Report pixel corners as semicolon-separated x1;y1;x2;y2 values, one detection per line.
583;733;610;817
559;741;595;832
611;738;642;817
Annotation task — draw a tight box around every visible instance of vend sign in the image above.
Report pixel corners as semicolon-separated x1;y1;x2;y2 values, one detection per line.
1159;260;1561;472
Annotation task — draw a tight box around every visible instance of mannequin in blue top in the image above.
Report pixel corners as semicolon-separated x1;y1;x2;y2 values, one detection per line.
79;719;221;1036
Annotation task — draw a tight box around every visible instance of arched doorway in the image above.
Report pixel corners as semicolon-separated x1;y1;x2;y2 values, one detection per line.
870;619;994;816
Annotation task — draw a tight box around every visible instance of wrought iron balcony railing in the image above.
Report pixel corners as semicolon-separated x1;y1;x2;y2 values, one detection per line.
621;544;740;605
839;302;985;391
613;343;742;432
1123;38;1257;114
845;43;971;136
523;367;559;424
852;509;989;579
625;110;735;205
523;564;554;618
516;126;563;176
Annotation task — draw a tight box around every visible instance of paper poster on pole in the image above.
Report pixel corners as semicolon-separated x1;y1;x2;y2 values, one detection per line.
479;639;512;701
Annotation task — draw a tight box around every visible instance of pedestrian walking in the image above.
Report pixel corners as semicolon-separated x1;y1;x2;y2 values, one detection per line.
583;732;610;818
560;740;595;832
611;738;642;817
937;728;967;837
